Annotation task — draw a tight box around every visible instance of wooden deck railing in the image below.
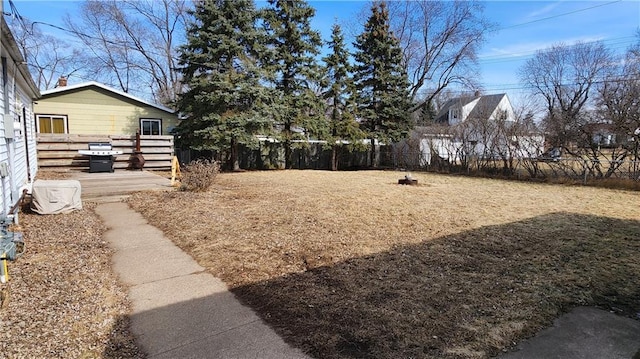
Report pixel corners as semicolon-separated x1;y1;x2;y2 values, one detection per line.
36;134;174;171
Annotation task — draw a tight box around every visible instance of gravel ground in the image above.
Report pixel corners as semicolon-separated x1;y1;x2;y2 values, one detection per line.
0;200;143;358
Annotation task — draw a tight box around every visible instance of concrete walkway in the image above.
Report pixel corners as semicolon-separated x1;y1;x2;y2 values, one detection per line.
94;202;310;359
497;306;640;359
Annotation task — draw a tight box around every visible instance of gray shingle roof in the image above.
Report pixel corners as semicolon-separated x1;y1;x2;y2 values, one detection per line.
434;96;476;124
467;94;505;120
435;93;506;124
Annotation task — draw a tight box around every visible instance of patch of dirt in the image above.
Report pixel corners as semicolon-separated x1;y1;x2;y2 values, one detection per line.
33;170;74;180
127;170;640;358
0;202;143;358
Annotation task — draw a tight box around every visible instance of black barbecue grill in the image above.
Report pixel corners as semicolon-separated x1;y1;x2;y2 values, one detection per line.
78;143;123;173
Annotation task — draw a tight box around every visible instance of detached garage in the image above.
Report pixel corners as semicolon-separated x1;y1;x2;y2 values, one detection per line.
34;80;178;171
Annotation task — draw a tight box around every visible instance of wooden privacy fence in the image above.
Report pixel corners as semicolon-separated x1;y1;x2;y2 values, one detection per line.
36;134;174;171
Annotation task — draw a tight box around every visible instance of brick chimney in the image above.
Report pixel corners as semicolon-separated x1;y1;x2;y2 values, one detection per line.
56;76;67;87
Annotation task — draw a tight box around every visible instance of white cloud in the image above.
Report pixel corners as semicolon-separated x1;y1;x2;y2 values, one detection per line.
525;2;563;19
481;35;607;60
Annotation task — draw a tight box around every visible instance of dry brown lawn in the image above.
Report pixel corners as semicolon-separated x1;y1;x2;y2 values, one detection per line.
129;170;640;359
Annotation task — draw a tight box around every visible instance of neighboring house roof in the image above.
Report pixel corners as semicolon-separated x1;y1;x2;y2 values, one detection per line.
40;81;174;114
467;94;505;120
434;93;510;124
434;96;476;124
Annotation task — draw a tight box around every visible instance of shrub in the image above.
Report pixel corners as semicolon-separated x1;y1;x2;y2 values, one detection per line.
179;159;220;192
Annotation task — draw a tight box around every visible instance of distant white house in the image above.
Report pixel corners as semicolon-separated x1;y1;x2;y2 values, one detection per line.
0;16;40;221
434;93;516;125
415;93;544;165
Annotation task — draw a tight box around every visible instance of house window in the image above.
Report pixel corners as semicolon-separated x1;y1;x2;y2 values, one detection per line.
140;118;162;135
451;108;459;120
14;107;23;138
36;114;68;134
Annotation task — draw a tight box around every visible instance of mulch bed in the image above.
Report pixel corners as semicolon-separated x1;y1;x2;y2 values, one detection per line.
0;199;143;358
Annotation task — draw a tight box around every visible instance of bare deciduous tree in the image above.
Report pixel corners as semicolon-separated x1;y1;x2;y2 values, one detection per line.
519;41;613;152
120;0;186;104
597;36;640;178
8;17;84;90
65;0;187;105
386;0;493;113
599;42;640;143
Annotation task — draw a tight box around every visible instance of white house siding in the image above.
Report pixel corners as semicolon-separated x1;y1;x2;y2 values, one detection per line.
460;98;480;124
11;87;38;191
489;95;516;122
0;52;10;218
424;94;542;165
0;108;9;219
419;134;544;165
420;136;462;165
24;92;38;182
513;135;545;158
0;16;40;219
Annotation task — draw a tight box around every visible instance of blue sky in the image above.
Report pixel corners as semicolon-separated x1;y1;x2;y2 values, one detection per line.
479;1;639;102
5;0;640;106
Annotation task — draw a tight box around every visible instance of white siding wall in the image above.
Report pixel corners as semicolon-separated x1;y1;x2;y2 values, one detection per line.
12;87;37;188
420;137;460;165
490;95;516;122
0;47;9;217
24;95;38;181
10;85;25;202
460;98;480;124
0;43;37;218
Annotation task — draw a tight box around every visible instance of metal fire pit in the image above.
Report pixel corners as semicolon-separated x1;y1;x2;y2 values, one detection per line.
78;143;123;173
130;130;145;170
398;175;418;185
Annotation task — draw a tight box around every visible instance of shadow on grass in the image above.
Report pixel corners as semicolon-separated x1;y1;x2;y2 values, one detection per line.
231;212;640;359
102;314;145;358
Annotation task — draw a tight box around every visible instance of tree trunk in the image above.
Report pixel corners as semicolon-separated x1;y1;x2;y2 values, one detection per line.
370;138;377;168
284;141;292;169
331;145;338;171
230;139;240;171
284;122;292;169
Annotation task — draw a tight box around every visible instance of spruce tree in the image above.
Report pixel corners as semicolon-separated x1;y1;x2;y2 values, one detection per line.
420;99;437;125
353;1;412;167
322;23;364;171
175;0;271;170
262;0;325;169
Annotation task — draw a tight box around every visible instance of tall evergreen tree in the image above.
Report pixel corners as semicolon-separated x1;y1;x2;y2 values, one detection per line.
420;99;437;125
175;0;271;170
262;0;325;169
353;1;412;167
322;23;364;171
